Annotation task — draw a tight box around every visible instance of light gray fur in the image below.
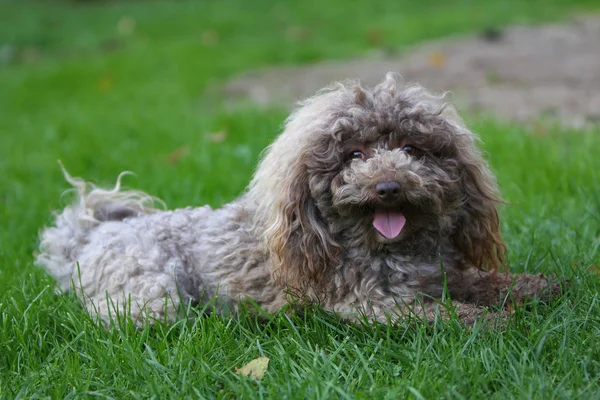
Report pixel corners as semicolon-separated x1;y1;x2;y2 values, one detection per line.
36;74;557;325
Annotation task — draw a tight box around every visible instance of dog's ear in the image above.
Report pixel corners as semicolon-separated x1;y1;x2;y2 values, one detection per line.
452;154;506;271
265;166;340;294
247;86;344;293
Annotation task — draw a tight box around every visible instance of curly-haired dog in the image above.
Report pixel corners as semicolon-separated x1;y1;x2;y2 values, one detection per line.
37;74;558;325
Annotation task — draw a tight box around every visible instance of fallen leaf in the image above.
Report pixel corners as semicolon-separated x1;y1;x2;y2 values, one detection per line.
205;131;227;143
166;146;190;164
366;28;384;46
21;47;39;63
96;73;114;93
532;121;548;137
428;51;447;69
100;38;122;52
117;16;136;35
201;30;220;47
588;264;599;276
285;26;309;42
235;357;269;380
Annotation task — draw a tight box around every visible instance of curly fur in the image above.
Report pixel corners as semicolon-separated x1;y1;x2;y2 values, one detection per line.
36;73;557;325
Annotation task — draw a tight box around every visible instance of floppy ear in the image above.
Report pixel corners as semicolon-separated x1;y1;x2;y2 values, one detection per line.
266;165;340;294
246;85;346;293
452;156;506;271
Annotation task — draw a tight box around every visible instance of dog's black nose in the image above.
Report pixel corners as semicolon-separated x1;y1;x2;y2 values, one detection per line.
375;181;401;202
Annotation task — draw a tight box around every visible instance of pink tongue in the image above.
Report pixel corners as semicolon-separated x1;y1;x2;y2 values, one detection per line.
373;211;406;239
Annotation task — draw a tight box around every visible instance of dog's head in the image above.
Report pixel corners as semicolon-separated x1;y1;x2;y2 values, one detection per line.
249;73;505;292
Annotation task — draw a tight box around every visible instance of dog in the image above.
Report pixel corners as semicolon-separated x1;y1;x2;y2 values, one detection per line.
36;73;558;325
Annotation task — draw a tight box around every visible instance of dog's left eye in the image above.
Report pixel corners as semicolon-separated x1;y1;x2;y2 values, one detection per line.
402;145;415;153
350;150;365;160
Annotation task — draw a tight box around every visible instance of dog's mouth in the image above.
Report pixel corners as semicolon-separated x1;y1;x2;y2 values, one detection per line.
372;209;406;239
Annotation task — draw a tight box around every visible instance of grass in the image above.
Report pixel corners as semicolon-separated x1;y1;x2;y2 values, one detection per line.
1;0;600;398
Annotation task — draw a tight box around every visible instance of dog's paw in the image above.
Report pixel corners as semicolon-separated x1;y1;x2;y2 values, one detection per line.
511;273;568;306
539;275;569;303
508;273;566;305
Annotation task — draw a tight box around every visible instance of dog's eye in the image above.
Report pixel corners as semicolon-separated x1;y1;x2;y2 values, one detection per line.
402;145;416;153
350;150;365;160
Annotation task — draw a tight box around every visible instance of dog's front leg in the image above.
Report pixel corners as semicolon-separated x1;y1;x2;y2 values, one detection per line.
336;298;508;326
449;269;562;306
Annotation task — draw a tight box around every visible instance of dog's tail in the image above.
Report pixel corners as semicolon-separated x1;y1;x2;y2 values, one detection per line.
36;163;163;291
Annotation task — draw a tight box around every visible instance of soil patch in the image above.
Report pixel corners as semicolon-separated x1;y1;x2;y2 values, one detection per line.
223;15;600;128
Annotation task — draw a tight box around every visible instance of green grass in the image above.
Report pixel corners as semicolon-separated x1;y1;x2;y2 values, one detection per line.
2;0;600;398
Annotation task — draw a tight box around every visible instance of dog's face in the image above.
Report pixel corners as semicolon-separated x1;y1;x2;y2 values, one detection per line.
322;124;463;246
250;74;505;290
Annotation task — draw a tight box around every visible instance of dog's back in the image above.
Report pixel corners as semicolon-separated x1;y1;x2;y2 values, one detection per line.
35;166;270;323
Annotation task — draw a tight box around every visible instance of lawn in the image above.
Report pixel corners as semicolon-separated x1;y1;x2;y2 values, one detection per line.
1;0;600;398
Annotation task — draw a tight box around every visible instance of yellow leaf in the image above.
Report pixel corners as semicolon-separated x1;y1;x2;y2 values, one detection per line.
235;357;269;380
428;51;447;69
96;74;113;93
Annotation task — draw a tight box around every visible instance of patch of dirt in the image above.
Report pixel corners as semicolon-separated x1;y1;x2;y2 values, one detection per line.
223;15;600;128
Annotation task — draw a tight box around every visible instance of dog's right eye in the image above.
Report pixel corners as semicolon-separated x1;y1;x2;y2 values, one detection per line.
350;150;365;160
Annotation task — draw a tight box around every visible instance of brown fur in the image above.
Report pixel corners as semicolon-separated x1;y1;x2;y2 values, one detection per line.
452;148;506;271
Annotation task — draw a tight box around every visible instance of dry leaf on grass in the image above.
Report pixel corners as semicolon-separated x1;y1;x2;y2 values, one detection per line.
117;16;136;35
21;47;40;63
285;27;309;42
205;131;227;143
96;73;114;93
235;357;269;380
366;28;384;46
201;30;220;47
166;146;190;164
